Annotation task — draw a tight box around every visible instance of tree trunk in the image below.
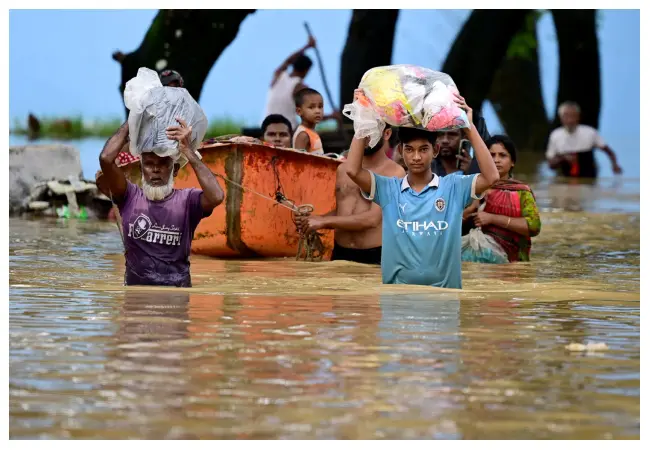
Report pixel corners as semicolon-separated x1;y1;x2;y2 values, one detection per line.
113;9;254;109
442;10;530;111
551;9;601;129
487;12;550;151
339;10;399;112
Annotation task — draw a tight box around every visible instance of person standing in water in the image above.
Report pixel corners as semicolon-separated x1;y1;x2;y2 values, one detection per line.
546;101;622;178
345;89;499;289
462;135;541;263
296;126;405;265
99;119;224;287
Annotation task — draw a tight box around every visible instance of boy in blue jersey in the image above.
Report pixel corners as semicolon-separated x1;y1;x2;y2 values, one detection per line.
344;90;499;289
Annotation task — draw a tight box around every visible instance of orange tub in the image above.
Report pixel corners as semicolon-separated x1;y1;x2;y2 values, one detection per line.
123;142;340;258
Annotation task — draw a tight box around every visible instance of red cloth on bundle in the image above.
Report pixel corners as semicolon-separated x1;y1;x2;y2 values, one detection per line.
116;152;140;167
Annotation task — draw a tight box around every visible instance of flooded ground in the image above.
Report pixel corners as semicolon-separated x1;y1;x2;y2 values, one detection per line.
9;177;639;439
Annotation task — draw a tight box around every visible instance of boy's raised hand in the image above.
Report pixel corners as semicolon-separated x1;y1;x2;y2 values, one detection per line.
453;93;473;128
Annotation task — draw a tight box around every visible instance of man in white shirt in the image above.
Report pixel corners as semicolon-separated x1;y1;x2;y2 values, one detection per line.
263;37;316;131
263;37;339;132
546;101;622;178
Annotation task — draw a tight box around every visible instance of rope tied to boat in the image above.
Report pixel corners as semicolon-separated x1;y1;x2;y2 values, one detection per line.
213;157;325;261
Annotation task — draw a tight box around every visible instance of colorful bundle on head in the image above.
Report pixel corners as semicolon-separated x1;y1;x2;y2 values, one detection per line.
360;68;413;125
343;65;470;148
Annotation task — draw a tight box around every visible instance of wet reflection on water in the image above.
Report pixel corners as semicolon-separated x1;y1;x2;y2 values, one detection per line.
9;179;639;439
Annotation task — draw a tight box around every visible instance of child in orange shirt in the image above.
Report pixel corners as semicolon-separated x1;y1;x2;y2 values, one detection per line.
292;88;324;154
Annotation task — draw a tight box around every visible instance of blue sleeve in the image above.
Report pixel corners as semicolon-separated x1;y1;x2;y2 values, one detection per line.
360;170;396;208
452;173;483;208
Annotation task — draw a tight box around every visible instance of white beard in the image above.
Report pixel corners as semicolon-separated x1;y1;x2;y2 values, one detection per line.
142;174;174;201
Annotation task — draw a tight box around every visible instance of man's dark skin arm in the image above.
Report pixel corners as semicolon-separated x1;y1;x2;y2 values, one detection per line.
166;118;224;212
599;144;623;174
548;155;569;170
98;121;129;203
297;204;382;233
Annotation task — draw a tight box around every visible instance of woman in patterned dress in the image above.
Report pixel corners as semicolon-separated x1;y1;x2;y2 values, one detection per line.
461;135;541;263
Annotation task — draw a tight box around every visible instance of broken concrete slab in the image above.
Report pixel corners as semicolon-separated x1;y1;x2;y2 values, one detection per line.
9;144;83;213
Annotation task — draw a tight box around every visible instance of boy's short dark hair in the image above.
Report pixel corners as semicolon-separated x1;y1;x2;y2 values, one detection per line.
293;54;313;73
396;127;437;146
294;87;322;107
485;134;517;163
261;114;293;135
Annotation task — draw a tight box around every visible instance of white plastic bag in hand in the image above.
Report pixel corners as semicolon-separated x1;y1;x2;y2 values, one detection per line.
461;228;509;264
342;101;386;148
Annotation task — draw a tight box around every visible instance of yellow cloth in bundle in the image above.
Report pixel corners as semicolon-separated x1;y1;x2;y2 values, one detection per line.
360;68;415;125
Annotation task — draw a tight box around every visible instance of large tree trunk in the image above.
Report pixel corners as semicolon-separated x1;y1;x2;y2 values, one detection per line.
487;12;550;151
339;10;399;112
442;10;531;111
113;9;254;109
551;9;601;129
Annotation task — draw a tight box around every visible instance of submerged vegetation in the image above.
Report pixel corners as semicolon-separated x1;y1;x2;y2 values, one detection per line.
11;116;246;140
11;115;339;140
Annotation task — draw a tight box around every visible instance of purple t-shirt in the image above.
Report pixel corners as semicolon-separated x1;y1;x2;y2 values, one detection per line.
118;182;208;287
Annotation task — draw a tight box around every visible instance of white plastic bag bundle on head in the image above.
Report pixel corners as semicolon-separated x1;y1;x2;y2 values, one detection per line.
124;67;208;162
342;64;469;148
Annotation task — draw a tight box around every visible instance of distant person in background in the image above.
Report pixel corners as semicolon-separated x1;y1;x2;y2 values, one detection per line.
263;37;317;131
263;37;341;132
27;113;41;140
261;114;292;148
546;101;622;178
293;88;324;154
431;111;492;177
432;129;477;176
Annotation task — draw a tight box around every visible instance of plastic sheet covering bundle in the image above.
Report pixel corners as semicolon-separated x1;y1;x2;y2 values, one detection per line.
342;65;470;147
124;67;208;165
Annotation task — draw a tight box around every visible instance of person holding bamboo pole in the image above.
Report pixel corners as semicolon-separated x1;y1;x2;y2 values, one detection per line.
263;36;340;132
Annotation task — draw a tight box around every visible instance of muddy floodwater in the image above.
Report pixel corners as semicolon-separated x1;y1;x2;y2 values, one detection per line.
9;176;640;439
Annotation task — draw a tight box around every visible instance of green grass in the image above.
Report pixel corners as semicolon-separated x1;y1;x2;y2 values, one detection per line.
11;116;248;140
315;119;339;132
11;116;125;139
205;117;246;138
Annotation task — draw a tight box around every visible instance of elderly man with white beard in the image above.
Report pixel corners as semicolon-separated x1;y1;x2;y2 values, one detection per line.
98;119;224;287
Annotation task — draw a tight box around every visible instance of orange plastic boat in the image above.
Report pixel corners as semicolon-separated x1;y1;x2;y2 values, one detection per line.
122;142;340;258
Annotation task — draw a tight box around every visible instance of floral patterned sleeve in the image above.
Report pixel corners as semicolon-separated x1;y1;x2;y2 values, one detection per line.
519;190;541;236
